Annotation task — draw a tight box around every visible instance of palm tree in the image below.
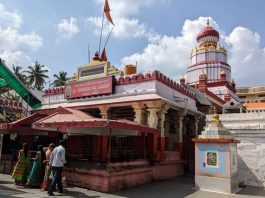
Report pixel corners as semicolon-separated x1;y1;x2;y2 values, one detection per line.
26;61;49;91
52;71;69;87
12;65;28;85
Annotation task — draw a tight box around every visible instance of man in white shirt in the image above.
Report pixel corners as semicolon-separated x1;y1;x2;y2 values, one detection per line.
48;140;66;196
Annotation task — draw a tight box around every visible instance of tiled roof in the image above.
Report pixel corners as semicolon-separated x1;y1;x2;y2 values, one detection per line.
246;102;265;110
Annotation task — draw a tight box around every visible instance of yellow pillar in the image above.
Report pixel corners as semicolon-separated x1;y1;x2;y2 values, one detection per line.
99;106;109;119
132;103;146;125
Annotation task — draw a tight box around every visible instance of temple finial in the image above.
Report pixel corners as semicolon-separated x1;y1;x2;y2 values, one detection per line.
212;106;220;124
206;19;210;27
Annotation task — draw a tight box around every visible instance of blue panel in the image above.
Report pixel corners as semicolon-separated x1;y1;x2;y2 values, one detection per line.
198;144;226;174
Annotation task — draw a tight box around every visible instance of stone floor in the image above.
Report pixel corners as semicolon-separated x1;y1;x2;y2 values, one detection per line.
1;173;265;198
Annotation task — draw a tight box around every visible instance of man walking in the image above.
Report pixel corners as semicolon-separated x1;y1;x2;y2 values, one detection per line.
48;140;66;196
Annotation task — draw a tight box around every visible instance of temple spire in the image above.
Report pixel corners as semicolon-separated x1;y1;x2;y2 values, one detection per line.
206;19;210;27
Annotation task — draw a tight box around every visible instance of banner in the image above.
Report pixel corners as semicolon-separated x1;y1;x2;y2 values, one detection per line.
65;76;114;98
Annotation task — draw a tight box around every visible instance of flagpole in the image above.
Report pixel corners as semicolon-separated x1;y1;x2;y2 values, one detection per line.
103;26;114;50
98;11;105;54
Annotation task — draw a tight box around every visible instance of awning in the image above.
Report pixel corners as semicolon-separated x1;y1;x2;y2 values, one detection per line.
0;60;42;108
0;113;47;134
32;107;158;136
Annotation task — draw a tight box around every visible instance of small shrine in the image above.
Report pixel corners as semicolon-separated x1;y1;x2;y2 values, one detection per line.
192;107;240;194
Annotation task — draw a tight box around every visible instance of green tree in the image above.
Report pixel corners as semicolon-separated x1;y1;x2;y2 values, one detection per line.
26;61;49;91
52;71;69;87
12;65;28;85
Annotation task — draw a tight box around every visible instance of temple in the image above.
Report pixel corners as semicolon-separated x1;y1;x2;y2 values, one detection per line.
0;50;207;191
184;20;239;110
0;20;242;192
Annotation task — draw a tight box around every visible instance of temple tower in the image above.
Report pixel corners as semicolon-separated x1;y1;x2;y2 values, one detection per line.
187;20;231;85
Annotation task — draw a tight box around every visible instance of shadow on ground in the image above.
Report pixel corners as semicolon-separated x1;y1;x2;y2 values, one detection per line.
113;174;196;198
238;186;265;197
0;185;26;197
63;189;100;198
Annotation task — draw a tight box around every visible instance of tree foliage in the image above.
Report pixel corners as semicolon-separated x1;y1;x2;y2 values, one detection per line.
52;71;69;87
12;65;28;85
25;61;49;91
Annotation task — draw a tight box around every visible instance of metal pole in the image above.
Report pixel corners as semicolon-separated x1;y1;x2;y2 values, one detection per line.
98;11;105;54
48;80;51;106
143;133;146;160
0;134;3;163
107;128;112;165
102;26;114;51
26;95;29;116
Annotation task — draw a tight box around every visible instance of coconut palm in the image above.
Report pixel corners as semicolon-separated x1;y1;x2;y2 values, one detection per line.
26;61;49;91
12;65;28;85
52;71;69;87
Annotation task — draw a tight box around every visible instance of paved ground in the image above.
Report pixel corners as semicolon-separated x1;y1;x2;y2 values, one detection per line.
1;174;265;198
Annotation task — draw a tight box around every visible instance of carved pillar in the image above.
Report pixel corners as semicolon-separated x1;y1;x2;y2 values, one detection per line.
99;106;109;119
159;104;170;137
179;114;184;143
132;103;146;125
158;104;170;160
147;108;160;129
146;102;162;160
179;113;184;159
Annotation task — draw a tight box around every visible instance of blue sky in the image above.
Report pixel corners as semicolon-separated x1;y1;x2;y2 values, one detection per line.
1;0;265;87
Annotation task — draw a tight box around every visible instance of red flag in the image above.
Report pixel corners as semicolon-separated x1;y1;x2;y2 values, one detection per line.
104;0;114;25
100;48;108;61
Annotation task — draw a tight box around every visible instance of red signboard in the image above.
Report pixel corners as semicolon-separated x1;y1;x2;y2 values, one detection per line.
65;76;114;98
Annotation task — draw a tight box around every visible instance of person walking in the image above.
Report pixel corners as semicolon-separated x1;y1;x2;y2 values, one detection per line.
27;145;45;187
41;143;55;191
47;140;66;196
12;143;30;186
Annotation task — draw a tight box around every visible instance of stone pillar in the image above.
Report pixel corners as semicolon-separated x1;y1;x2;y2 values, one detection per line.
132;103;146;124
159;104;170;137
147;102;162;160
179;114;184;143
99;106;109;119
147;108;160;129
178;114;184;159
158;104;169;160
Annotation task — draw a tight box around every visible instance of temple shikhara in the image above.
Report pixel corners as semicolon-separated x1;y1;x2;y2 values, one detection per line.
0;20;243;192
185;20;239;110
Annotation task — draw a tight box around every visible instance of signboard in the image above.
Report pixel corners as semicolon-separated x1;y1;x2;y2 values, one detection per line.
79;64;105;78
66;76;114;99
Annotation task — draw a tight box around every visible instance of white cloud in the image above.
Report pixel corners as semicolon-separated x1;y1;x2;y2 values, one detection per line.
57;17;80;39
87;16;148;39
121;16;265;86
87;0;168;39
0;27;43;51
225;27;265;86
0;3;22;28
0;2;43;70
95;0;168;18
121;17;217;80
0;50;32;67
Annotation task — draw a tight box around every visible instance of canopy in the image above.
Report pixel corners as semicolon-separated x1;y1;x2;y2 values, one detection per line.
0;60;42;108
0;113;47;134
32;107;158;136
